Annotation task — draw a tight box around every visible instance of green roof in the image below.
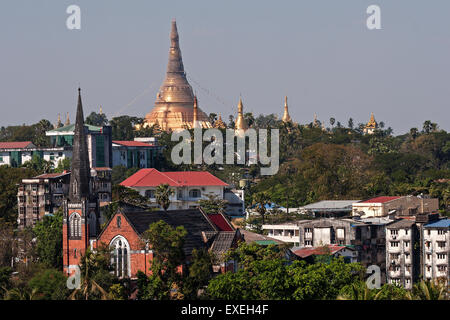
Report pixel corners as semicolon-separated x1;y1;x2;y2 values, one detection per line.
46;123;102;135
254;240;278;246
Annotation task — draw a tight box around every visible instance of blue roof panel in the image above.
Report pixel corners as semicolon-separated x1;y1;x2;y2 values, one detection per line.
424;219;450;228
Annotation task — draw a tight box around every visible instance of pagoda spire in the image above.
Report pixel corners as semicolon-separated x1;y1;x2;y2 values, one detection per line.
69;88;91;202
65;112;70;126
282;96;292;123
235;97;248;130
193;95;199;128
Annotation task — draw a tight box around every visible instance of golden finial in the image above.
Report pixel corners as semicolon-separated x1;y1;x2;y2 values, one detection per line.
192;95;199;128
214;114;226;129
99;105;103;115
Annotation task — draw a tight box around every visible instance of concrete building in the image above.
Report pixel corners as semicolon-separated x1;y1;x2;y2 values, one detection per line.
46;123;113;168
120;169;228;211
112;140;160;169
423;219;450;285
352;195;439;218
264;223;300;246
299;200;360;218
223;189;245;216
385;219;418;289
17;167;112;229
293;245;359;264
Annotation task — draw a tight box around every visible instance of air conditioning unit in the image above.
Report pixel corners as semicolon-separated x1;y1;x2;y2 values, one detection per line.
392;236;397;240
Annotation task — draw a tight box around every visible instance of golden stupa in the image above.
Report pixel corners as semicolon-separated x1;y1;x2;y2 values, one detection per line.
281;96;292;123
363;112;378;134
143;20;212;131
214;115;227;129
235;97;248;131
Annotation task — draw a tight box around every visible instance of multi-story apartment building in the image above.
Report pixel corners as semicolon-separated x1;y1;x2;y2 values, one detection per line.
17;167;112;229
111;140;160;169
423;219;449;284
385;219;419;289
263;217;391;281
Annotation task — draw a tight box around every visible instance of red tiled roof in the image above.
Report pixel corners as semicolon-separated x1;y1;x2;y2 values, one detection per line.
0;141;34;149
113;140;154;147
208;213;234;231
293;245;347;258
359;196;401;204
120;169;228;187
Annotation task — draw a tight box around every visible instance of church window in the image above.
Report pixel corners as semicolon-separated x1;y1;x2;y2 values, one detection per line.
110;236;130;278
117;216;121;228
69;213;81;238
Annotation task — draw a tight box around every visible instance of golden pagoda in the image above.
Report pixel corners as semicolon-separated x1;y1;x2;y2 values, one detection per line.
363;112;378;134
55;113;62;128
281;96;292;123
143;20;211;131
235;97;248;131
214;115;227;129
313;113;320;128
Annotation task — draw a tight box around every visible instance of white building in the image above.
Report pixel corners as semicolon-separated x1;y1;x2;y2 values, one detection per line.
423;219;449;284
263;223;300;246
120;169;228;211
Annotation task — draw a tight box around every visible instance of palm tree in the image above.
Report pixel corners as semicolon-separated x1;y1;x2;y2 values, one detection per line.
329;117;335;127
3;287;39;300
68;248;109;300
410;279;448;300
155;184;174;212
252;192;271;224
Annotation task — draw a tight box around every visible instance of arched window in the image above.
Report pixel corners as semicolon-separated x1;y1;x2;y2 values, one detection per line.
189;189;201;198
88;211;96;237
110;236;130;278
69;213;81;238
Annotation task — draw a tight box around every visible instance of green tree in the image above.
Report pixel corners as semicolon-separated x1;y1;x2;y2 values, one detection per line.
27;268;69;300
155;184;174;212
252;192;271;224
198;193;228;214
33;209;63;269
85;112;108;127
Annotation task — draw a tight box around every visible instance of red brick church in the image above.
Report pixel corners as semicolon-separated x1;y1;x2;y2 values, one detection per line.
63;89;240;278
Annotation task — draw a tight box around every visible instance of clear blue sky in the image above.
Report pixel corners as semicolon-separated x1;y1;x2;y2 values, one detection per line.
1;0;449;134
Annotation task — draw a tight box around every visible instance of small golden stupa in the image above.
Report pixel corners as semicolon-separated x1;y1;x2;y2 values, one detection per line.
214;115;227;129
235;97;248;131
363;112;378;134
143;20;211;131
281;96;292;123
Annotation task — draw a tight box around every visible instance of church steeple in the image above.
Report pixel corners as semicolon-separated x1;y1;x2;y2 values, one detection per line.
282;96;292;123
69;88;91;202
235;97;248;130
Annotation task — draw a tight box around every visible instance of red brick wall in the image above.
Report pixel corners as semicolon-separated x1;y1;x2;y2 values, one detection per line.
63;209;87;275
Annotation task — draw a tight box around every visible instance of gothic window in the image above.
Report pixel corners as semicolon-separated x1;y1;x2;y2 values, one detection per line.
73;180;78;195
88;211;96;237
117;216;121;228
189;189;201;198
110;236;130;278
69;213;81;238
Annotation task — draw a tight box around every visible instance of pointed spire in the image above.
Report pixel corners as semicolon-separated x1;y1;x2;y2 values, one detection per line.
282;96;292;123
69;88;91;202
55;113;62;128
235;97;248;130
65;112;70;126
214;114;226;129
99;105;103;115
193;95;199;128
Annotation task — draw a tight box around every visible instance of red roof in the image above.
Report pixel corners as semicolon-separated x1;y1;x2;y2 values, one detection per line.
208;213;234;231
120;169;228;187
113;140;154;147
0;141;34;149
293;245;348;258
359;196;401;204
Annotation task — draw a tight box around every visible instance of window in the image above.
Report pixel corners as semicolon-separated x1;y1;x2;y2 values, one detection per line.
437;241;446;248
390;229;398;235
427;254;431;260
438;265;447;272
390;241;399;247
117;216;121;228
19;206;25;215
88;211;96;237
69;213;81;238
74;248;77;258
32;184;37;191
304;240;312;246
438;229;446;235
404;241;409;248
404;229;409;235
305;228;312;233
33;207;39;215
110;236;130;278
427;230;431;235
145;190;155;199
189;189;201;198
337;228;345;239
437;253;446;260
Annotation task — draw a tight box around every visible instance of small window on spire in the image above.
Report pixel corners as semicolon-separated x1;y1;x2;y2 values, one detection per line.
117;216;121;228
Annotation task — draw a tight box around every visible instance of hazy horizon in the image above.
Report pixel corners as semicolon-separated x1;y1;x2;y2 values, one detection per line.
1;0;449;134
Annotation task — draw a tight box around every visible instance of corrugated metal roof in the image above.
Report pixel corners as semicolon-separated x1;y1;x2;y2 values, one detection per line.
359;196;401;204
302;200;360;211
424;219;450;228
